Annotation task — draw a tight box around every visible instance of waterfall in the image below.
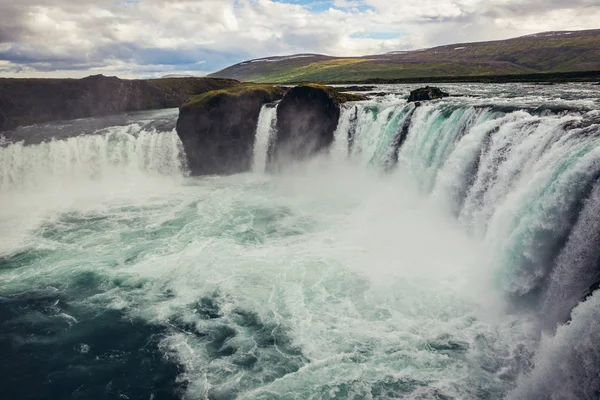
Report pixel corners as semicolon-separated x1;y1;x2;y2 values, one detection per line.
330;105;355;162
332;99;600;305
0;124;185;192
540;180;600;327
330;97;600;397
3;93;600;398
345;102;414;169
509;291;600;399
399;103;484;192
252;104;278;173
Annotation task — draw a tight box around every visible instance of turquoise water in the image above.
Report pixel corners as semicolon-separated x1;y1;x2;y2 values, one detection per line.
2;84;600;399
0;161;533;399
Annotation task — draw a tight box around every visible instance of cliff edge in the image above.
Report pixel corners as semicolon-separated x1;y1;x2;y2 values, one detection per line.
0;75;239;131
176;84;285;175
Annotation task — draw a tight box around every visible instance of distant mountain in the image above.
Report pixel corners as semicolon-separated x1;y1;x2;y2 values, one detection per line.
209;29;600;83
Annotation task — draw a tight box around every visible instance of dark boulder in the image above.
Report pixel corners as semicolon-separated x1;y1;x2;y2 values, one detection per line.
0;111;16;132
407;86;449;103
176;84;285;175
335;86;376;92
584;281;600;302
269;84;362;169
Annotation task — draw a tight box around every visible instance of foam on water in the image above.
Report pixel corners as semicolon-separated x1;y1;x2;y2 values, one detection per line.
509;291;600;400
2;84;600;399
0;123;185;192
0;123;185;256
0;161;535;399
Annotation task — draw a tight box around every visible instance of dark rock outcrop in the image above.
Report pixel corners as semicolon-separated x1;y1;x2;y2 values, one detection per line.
269;84;363;169
347;106;359;154
335;86;376;92
0;75;239;131
584;281;600;302
0;111;15;132
407;86;449;102
176;84;285;175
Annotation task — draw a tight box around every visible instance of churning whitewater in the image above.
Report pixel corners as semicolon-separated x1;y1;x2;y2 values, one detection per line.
1;84;599;400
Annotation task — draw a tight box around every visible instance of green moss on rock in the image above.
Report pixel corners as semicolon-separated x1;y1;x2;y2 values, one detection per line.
183;84;285;108
176;84;285;175
297;83;367;103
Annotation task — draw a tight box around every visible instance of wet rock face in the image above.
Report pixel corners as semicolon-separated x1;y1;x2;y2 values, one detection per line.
0;111;15;132
407;86;450;102
0;75;239;132
269;85;341;169
176;86;285;175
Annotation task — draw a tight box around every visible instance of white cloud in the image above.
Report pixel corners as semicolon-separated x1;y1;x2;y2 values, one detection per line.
0;0;599;78
333;0;362;8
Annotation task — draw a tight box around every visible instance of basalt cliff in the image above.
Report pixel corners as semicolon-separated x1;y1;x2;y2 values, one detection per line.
0;75;239;132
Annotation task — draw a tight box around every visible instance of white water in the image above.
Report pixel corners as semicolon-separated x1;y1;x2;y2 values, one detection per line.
330;106;354;162
0;123;185;192
337;98;600;304
509;290;600;400
540;182;600;327
252;104;278;173
2;84;600;399
0;123;185;256
329;92;600;399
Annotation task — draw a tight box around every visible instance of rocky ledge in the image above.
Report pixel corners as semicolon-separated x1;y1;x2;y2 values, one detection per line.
0;75;239;131
176;83;364;175
176;84;285;175
269;84;365;170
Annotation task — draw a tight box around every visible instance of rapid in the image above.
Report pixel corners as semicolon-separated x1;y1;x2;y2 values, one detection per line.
1;83;599;400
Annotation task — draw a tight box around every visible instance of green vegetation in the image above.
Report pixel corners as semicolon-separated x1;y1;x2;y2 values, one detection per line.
209;30;600;83
182;84;286;108
298;83;367;103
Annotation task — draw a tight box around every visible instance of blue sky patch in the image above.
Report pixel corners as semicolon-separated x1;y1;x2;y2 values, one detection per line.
275;0;374;13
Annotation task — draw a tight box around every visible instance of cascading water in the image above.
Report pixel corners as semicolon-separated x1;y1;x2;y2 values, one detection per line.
252;103;278;173
335;101;415;169
0;123;185;192
331;87;600;398
1;84;600;400
540;181;600;327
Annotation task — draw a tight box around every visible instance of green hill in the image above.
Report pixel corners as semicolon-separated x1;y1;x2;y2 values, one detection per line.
209;29;600;83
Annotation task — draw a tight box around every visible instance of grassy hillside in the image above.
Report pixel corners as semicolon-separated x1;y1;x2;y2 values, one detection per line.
209;30;600;83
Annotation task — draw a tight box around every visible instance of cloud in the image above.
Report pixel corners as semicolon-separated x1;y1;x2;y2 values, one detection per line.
0;0;598;78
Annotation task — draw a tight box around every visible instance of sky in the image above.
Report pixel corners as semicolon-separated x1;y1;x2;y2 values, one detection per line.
0;0;599;78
